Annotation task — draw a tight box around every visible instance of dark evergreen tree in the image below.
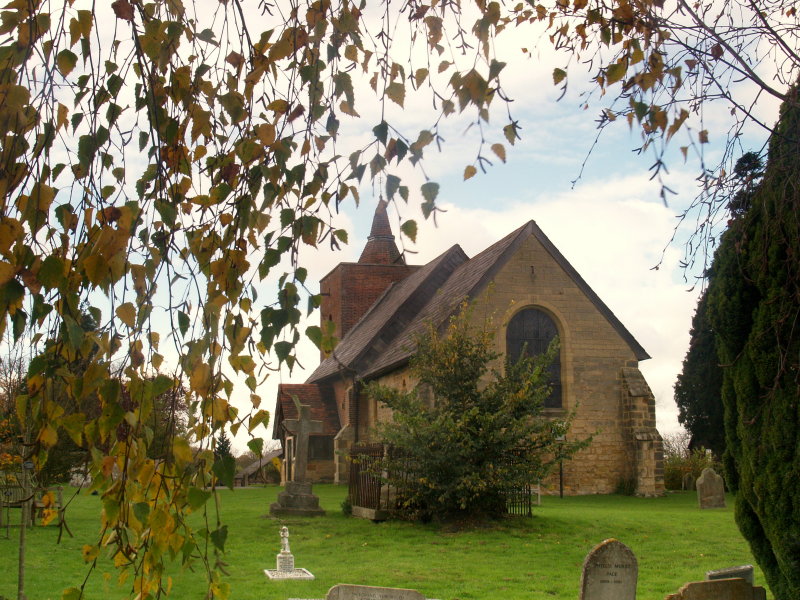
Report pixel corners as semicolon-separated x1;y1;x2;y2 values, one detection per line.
706;86;800;600
368;306;588;522
674;289;725;457
214;429;233;462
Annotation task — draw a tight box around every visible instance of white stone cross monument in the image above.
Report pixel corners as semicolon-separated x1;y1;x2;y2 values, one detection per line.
264;526;314;580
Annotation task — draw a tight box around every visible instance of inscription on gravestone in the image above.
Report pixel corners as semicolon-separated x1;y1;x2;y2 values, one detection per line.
325;584;425;600
579;538;638;600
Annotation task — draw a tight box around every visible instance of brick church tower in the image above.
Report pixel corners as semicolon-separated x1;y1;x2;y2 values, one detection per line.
319;200;419;346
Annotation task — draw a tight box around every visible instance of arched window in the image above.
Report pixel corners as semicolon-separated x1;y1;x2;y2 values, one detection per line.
506;308;562;408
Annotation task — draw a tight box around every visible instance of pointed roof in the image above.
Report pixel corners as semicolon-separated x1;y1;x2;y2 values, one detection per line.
307;244;469;382
308;219;649;385
358;200;404;264
272;383;340;440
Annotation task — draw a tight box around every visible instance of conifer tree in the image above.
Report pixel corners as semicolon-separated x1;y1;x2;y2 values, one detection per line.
707;85;800;600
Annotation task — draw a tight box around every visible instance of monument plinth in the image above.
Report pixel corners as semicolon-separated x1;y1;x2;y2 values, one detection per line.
270;397;326;517
265;526;315;580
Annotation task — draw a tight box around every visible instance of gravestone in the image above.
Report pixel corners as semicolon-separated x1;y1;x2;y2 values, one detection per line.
264;526;315;580
682;472;696;491
706;565;754;585
326;584;425;600
696;467;726;509
664;578;767;600
579;538;638;600
270;397;326;517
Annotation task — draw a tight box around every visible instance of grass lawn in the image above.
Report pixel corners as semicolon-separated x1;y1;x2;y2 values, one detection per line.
0;484;770;600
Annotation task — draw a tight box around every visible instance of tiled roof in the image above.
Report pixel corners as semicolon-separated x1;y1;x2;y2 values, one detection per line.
307;219;649;385
306;244;469;383
272;383;340;439
358;199;404;265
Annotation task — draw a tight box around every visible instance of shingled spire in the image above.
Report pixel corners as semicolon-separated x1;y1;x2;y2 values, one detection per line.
358;199;404;264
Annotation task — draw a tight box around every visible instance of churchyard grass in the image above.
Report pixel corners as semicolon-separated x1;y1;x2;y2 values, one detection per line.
0;484;769;600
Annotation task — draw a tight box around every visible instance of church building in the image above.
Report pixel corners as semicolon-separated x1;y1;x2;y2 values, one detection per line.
273;201;665;496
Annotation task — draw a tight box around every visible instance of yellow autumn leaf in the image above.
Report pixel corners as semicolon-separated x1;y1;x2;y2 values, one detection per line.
82;544;100;563
116;302;136;327
56;49;78;77
190;363;212;396
172;437;193;464
552;68;567;85
606;61;626;85
0;261;15;285
38;424;58;447
464;165;477;180
491;143;506;163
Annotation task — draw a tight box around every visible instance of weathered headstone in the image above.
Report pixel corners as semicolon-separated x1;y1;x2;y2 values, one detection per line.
682;472;696;491
664;578;767;600
326;584;425;600
264;526;315;580
270;397;326;517
696;467;726;509
706;565;754;585
579;539;638;600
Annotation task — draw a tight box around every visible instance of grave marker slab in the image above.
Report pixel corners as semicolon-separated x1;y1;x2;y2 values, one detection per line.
696;468;726;509
579;538;638;600
706;565;754;585
664;578;767;600
326;584;425;600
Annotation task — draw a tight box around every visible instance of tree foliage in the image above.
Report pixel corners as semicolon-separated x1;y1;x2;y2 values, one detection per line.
706;85;800;600
368;308;587;522
0;0;796;596
673;289;725;458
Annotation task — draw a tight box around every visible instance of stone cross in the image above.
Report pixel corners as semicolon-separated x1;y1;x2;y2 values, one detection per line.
280;526;290;554
283;395;323;483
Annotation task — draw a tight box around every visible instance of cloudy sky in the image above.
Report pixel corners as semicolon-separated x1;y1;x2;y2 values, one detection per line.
115;3;773;454
232;46;777;453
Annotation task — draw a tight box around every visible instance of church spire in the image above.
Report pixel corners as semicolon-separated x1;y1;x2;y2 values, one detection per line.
358;199;404;264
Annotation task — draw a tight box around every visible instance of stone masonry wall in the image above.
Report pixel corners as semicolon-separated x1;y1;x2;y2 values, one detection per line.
339;234;664;495
468;235;662;495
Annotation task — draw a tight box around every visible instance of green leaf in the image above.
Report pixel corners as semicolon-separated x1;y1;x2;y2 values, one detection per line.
56;49;78;76
187;486;212;511
62;587;82;600
306;325;322;348
11;309;26;341
177;310;189;337
386;174;401;200
133;502;150;524
151;374;173;397
421;181;439;204
63;315;84;350
488;59;506;81
248;409;270;432
247;438;264;457
552;68;567;85
373;121;388;145
385;81;405;107
210;525;228;552
606;61;627;85
212;456;236;489
400;220;417;243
